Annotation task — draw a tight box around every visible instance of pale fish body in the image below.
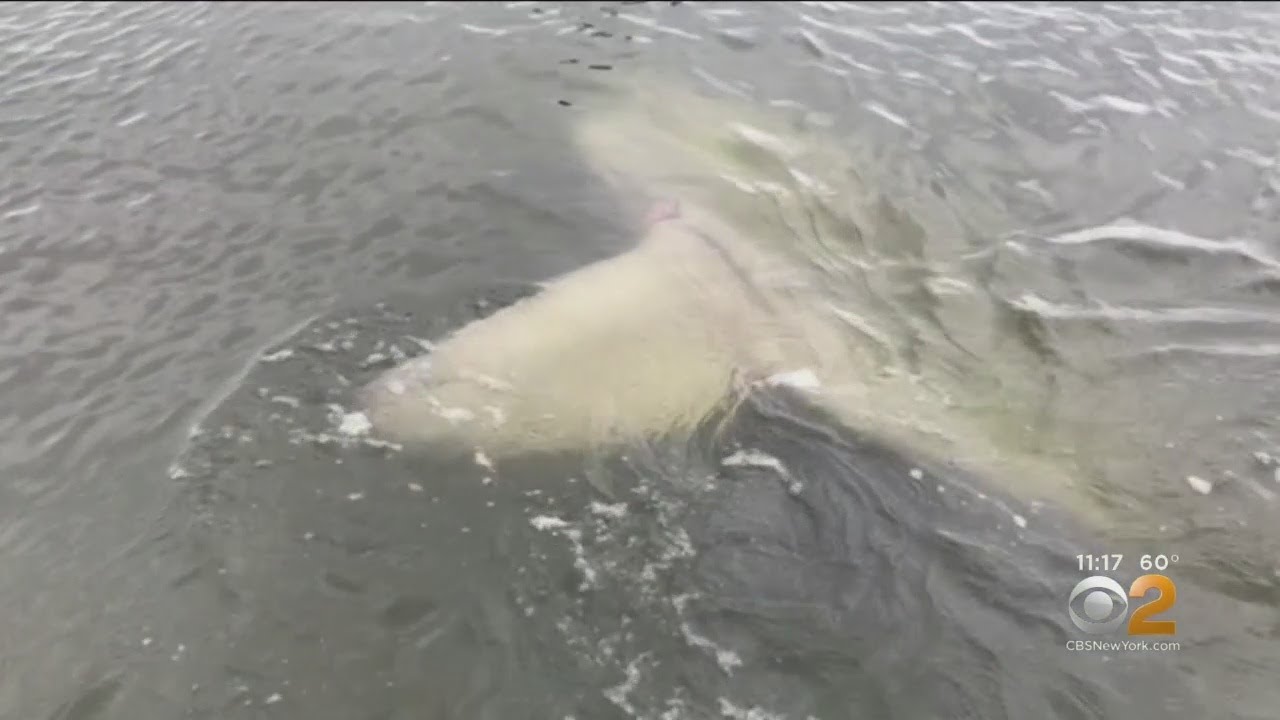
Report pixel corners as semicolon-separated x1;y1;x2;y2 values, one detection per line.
361;69;1090;519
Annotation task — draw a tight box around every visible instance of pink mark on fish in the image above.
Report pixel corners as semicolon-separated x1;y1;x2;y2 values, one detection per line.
644;198;681;227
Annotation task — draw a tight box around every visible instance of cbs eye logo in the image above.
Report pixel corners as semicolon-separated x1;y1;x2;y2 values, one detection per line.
1068;575;1177;635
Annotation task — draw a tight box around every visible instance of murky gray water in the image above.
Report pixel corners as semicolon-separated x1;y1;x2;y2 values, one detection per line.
3;2;1280;719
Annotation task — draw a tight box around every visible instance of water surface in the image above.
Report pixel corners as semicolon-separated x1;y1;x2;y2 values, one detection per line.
2;2;1279;719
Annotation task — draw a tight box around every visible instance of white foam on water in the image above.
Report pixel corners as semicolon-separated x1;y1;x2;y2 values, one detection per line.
429;396;475;424
1047;221;1278;271
437;406;475;423
287;426;400;453
721;449;786;474
672;594;742;675
460;23;510;37
260;348;294;363
729;121;799;158
763;368;821;391
362;437;402;451
337;411;372;437
1186;475;1213;495
1050;90;1154;116
530;515;571;531
722;449;802;495
865;101;913;130
3;203;41;220
603;655;647;716
590;501;629;520
1012;293;1280;325
566;528;597;590
717;697;787;720
664;527;695;561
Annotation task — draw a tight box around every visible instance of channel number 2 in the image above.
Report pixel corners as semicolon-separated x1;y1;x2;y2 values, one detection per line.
1069;574;1176;636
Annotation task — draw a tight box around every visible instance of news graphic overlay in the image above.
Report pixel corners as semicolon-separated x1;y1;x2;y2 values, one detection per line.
1067;554;1179;638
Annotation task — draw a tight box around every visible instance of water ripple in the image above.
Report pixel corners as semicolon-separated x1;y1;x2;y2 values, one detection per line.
1;1;1279;718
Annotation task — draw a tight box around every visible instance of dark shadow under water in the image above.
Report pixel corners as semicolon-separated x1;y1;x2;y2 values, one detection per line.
157;285;1210;720
672;387;1207;719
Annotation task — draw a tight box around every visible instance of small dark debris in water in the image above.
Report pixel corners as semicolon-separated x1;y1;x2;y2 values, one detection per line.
531;6;542;13
591;30;613;38
170;565;202;589
558;99;572;107
624;35;633;41
588;64;613;71
322;571;364;595
578;22;594;31
602;6;618;16
381;594;439;628
560;58;579;64
671;0;683;5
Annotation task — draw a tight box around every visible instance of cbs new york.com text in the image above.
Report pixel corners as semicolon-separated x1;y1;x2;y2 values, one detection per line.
1066;639;1181;653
